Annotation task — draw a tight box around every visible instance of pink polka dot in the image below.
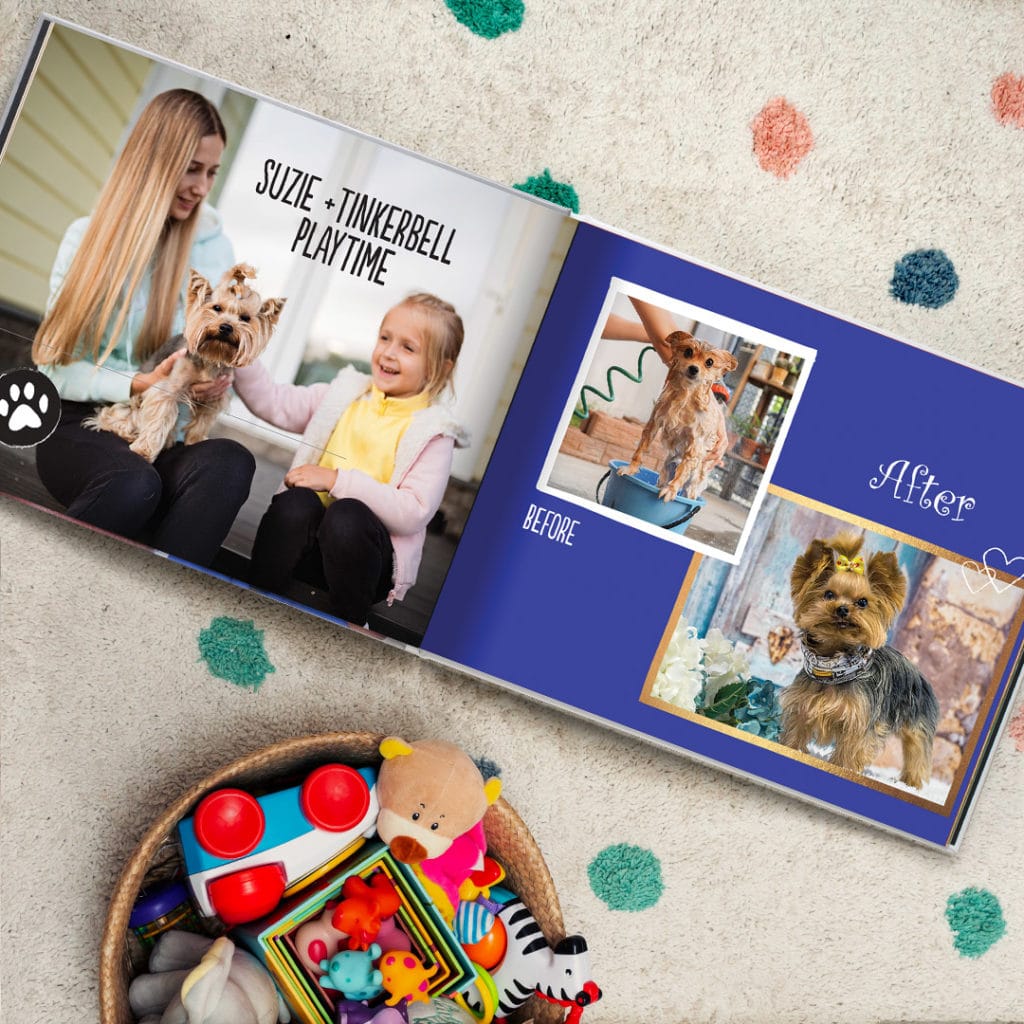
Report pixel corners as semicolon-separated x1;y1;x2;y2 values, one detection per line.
991;72;1024;128
308;940;327;963
751;97;814;179
1009;707;1024;752
403;956;416;968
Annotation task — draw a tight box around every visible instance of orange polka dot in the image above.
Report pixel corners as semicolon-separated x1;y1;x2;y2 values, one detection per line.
991;72;1024;128
751;97;814;179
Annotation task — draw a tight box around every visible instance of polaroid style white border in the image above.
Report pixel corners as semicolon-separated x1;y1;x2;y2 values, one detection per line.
536;277;817;566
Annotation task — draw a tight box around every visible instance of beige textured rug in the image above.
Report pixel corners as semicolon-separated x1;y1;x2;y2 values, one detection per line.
2;2;1023;1022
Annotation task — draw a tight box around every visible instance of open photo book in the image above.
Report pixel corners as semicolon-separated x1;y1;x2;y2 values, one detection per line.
2;17;1021;851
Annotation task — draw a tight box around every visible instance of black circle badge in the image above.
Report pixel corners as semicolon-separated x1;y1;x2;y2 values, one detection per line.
0;368;62;448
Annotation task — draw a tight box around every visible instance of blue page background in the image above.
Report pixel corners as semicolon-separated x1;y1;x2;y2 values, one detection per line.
423;220;1024;847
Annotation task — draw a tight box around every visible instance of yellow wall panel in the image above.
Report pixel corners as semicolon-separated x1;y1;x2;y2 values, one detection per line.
0;25;150;313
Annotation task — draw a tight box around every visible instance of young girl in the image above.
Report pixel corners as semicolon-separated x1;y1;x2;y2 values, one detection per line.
232;293;468;624
33;88;253;567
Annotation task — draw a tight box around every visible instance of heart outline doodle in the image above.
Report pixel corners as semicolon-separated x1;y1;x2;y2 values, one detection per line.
960;559;996;594
981;547;1024;594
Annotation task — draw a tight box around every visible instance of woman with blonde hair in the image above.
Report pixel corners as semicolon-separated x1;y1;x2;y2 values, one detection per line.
34;88;254;567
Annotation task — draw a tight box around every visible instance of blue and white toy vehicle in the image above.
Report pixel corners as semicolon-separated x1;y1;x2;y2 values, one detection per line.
177;763;379;925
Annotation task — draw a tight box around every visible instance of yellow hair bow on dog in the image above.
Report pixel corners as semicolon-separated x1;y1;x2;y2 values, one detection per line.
835;555;865;574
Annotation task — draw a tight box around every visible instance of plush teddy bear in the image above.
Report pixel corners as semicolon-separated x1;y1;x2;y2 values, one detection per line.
375;738;501;918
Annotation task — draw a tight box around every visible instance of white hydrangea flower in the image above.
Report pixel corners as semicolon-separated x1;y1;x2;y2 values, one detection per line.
653;619;707;711
701;627;751;705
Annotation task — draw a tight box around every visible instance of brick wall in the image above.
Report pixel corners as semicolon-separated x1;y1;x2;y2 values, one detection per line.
559;411;669;470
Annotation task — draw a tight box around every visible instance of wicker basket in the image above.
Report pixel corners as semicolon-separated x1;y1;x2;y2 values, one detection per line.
100;732;567;1024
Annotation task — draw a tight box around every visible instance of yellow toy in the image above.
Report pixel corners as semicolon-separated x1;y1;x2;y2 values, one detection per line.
379;950;439;1005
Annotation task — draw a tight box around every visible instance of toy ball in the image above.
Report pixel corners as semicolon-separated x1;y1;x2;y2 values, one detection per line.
454;900;494;945
460;916;507;970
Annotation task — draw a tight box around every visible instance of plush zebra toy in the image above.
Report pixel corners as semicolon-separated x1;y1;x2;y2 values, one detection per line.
477;897;602;1020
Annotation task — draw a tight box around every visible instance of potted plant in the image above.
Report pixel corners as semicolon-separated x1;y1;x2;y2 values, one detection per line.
770;353;790;386
729;413;761;460
755;416;781;467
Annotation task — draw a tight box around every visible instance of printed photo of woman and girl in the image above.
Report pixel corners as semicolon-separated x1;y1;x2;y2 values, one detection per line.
0;23;571;644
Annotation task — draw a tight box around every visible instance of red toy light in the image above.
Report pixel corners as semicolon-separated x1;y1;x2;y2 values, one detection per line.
300;763;370;832
193;789;265;859
207;864;287;926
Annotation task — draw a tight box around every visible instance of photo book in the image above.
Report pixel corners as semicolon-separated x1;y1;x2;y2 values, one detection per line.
2;17;1021;851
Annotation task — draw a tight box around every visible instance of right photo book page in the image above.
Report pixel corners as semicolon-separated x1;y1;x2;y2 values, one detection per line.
421;217;1024;850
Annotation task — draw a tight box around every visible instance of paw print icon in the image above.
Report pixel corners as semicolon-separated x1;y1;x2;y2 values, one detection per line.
0;368;61;448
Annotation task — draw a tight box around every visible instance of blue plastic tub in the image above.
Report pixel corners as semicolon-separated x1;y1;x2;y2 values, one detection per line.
598;460;705;534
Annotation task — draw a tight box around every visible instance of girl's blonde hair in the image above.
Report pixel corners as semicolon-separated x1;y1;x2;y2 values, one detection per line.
400;293;463;400
33;89;226;368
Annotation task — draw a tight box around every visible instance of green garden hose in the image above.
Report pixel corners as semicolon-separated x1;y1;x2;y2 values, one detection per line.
575;345;657;419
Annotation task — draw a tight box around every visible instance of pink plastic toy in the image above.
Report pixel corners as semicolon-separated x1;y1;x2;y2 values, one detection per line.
294;907;410;975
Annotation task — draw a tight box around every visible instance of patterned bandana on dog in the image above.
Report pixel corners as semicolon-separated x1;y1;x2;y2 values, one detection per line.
801;642;875;682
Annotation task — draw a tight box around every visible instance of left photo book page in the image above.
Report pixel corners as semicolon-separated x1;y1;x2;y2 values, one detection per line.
0;18;575;648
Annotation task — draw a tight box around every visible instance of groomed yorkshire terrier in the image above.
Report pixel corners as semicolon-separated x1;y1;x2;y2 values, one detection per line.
87;264;285;462
618;331;737;502
779;533;939;789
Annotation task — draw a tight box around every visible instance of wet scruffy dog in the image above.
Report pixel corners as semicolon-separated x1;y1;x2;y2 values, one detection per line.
779;533;940;789
618;331;737;501
87;263;285;462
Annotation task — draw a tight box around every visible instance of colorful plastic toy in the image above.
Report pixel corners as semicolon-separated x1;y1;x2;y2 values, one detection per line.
459;913;506;971
375;738;501;919
335;1001;408;1024
129;878;202;948
448;964;499;1024
319;942;384;1000
532;981;603;1024
177;764;379;926
332;872;402;950
379;950;439;1006
473;898;601;1020
294;902;411;975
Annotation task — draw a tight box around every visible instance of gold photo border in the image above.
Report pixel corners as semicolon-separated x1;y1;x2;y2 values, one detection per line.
638;484;1024;831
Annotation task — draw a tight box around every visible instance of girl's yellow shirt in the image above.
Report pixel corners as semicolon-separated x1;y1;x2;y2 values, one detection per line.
316;385;431;502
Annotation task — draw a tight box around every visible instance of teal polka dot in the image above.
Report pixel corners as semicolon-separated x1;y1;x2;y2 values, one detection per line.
890;248;959;308
472;755;502;780
198;616;275;690
588;843;663;911
445;0;524;39
513;168;579;213
945;887;1006;958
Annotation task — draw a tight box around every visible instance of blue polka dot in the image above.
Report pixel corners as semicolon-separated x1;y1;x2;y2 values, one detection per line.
587;843;663;911
472;755;502;780
890;249;959;308
445;0;524;39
